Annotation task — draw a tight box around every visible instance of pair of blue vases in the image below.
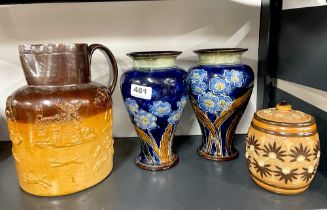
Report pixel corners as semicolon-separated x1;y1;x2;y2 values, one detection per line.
121;48;254;171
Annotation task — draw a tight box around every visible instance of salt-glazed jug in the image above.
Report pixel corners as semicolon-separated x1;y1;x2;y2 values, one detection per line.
5;43;118;196
120;51;188;171
246;102;320;194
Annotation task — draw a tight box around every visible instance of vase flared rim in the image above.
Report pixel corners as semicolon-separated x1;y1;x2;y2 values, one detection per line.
194;48;248;54
127;51;182;58
19;43;88;54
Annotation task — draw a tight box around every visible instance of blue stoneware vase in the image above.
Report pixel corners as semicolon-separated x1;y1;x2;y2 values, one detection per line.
120;51;188;171
188;48;254;161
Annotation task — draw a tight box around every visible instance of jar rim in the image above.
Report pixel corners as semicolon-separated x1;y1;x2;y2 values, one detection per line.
255;102;315;126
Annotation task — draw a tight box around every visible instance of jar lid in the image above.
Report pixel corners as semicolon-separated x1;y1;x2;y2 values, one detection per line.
252;102;317;137
255;101;314;126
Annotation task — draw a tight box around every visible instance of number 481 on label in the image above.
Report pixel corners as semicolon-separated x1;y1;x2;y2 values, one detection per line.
131;84;152;100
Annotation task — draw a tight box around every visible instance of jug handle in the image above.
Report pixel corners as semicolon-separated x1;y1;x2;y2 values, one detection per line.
88;44;118;96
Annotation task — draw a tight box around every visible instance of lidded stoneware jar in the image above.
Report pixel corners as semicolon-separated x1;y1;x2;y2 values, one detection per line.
120;51;188;171
246;102;320;195
6;43;118;196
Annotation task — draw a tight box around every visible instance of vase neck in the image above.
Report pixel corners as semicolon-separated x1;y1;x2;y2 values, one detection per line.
198;52;242;65
133;56;177;69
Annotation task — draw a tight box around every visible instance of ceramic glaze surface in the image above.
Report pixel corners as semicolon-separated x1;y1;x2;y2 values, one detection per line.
6;43;118;196
246;103;320;195
188;48;254;161
120;51;187;171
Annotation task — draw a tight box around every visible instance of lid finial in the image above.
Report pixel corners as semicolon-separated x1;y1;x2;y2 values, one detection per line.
276;101;292;111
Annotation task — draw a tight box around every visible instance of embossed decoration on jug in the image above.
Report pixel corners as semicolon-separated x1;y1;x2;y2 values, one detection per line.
23;173;52;189
6;97;23;145
31;100;96;149
94;88;111;108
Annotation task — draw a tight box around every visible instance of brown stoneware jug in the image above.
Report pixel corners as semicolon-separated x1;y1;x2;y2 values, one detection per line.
5;43;118;196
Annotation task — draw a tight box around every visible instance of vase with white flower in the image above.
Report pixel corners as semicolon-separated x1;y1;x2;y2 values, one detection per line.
188;48;254;161
120;51;188;171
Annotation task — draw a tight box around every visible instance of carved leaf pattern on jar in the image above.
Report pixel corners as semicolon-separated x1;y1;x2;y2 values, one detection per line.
245;134;320;184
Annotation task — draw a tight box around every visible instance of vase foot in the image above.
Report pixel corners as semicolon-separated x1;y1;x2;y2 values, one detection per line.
136;155;179;171
251;175;309;195
197;148;239;161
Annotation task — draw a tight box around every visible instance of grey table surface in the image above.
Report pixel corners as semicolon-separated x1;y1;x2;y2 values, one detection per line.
0;135;326;210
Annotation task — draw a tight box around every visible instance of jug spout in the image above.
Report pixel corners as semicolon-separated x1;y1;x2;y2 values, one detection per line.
19;44;91;86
